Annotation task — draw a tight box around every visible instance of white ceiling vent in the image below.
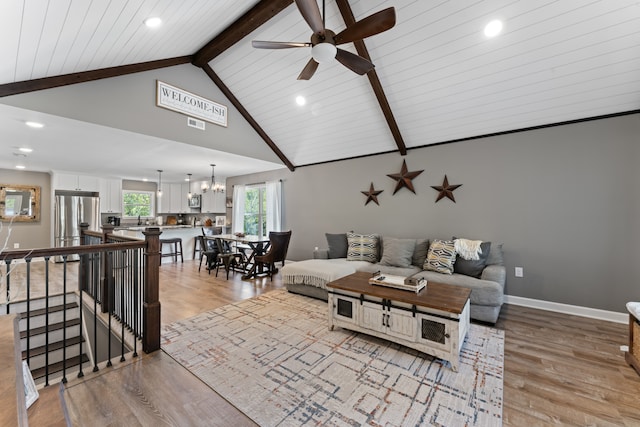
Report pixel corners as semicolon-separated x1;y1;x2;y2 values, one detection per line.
187;117;205;130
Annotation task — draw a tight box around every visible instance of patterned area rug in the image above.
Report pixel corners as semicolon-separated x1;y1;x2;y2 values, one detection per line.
161;290;503;426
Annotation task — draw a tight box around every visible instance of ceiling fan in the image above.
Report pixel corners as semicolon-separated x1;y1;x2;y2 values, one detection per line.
252;0;396;80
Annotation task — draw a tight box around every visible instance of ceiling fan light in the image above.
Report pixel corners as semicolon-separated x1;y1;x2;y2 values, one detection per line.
311;43;337;63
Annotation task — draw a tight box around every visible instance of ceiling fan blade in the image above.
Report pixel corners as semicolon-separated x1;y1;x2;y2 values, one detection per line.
334;7;396;45
335;48;374;75
297;58;319;80
252;40;311;49
295;0;325;35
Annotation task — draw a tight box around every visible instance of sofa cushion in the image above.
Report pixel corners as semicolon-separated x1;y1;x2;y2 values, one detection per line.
347;232;379;263
423;239;456;274
411;271;504;307
379;237;415;268
454;240;491;278
412;239;429;267
357;262;421;277
325;233;348;259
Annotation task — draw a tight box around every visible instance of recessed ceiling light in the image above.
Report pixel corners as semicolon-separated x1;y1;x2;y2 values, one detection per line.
19;147;33;153
25;121;44;128
296;96;306;106
15;165;26;169
144;17;162;28
484;20;503;38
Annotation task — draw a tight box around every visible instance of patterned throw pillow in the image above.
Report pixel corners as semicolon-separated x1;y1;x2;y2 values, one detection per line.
423;239;456;274
346;232;379;263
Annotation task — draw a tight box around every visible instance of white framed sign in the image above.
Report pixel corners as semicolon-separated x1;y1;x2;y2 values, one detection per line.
156;80;227;127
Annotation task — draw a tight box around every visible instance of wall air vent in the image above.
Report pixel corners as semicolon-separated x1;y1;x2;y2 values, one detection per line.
187;117;205;130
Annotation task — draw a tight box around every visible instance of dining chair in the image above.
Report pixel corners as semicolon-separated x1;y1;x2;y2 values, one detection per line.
254;231;292;280
199;227;221;273
214;238;243;279
197;235;220;274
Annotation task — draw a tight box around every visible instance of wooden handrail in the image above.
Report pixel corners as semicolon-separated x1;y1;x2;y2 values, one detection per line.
0;241;145;261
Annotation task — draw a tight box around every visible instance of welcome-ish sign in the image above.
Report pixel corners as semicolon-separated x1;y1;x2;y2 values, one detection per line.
156;80;227;127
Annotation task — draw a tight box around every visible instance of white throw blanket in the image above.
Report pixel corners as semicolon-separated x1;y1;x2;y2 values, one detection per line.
455;238;483;260
627;302;640;320
281;259;356;289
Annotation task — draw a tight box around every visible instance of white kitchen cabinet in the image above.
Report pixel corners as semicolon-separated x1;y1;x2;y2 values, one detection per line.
157;183;193;213
201;190;225;213
99;179;122;213
54;173;100;192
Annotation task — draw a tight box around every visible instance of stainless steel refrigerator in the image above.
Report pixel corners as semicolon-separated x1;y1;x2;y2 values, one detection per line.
54;191;101;261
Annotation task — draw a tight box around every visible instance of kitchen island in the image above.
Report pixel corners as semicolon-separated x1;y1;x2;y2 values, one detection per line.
113;225;203;263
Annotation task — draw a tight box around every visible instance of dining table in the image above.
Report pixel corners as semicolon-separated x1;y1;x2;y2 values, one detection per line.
204;234;271;279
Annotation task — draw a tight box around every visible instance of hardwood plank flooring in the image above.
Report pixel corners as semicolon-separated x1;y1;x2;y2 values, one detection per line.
18;260;640;425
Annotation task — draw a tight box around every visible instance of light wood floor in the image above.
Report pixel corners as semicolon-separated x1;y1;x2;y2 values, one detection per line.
23;260;640;426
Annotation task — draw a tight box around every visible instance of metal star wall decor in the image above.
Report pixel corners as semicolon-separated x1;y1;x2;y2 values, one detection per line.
431;175;462;203
361;182;383;205
387;160;424;194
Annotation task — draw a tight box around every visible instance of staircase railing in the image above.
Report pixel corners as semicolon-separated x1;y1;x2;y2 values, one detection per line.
0;224;161;387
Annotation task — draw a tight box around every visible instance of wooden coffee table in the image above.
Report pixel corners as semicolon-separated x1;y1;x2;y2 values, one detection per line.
326;271;471;371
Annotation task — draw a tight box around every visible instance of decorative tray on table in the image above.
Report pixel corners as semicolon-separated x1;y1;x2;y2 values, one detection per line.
369;272;427;294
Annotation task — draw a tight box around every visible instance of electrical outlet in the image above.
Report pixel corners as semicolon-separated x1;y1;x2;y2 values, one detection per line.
13;243;19;249
514;267;523;277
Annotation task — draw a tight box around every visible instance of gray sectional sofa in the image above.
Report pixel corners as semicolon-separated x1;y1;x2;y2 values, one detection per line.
282;233;506;324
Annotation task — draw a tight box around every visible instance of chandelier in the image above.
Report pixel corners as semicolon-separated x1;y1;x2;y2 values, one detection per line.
202;164;225;193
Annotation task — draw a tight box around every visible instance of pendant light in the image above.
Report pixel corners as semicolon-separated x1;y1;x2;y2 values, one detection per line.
210;163;225;193
187;173;192;199
157;169;163;197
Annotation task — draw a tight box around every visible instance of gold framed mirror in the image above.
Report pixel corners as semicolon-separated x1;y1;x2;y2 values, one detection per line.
0;184;41;222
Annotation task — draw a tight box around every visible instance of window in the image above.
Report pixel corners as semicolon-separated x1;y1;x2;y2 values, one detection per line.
233;181;282;236
122;190;155;218
244;184;266;236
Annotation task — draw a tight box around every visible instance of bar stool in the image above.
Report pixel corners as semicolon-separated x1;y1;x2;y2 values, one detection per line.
193;235;205;260
160;237;183;263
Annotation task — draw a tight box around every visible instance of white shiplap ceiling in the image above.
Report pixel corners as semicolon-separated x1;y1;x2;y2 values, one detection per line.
1;0;639;176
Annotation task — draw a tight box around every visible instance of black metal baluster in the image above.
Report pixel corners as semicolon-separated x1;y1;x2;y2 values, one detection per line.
77;254;84;379
133;249;138;357
62;255;68;383
107;251;113;367
44;257;50;386
25;259;31;367
120;250;126;362
92;253;99;373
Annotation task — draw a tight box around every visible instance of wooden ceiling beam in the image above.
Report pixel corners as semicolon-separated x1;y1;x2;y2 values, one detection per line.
335;0;407;155
0;56;192;98
201;64;295;172
192;0;294;67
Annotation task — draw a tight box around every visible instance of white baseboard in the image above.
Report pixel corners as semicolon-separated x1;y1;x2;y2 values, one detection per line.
504;294;628;324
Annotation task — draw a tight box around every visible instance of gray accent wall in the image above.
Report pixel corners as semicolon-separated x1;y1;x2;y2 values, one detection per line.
0;169;51;249
228;114;640;313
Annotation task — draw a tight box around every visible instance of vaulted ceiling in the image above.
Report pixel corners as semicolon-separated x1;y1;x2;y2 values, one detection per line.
1;0;639;180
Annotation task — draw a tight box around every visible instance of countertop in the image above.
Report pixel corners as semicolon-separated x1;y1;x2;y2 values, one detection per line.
119;225;195;231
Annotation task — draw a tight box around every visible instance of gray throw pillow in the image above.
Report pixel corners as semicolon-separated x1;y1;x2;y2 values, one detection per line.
412;239;429;267
453;239;491;278
380;237;415;268
486;243;504;266
325;233;348;259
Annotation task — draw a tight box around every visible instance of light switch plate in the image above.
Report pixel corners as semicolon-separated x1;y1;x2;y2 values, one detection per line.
515;267;523;277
